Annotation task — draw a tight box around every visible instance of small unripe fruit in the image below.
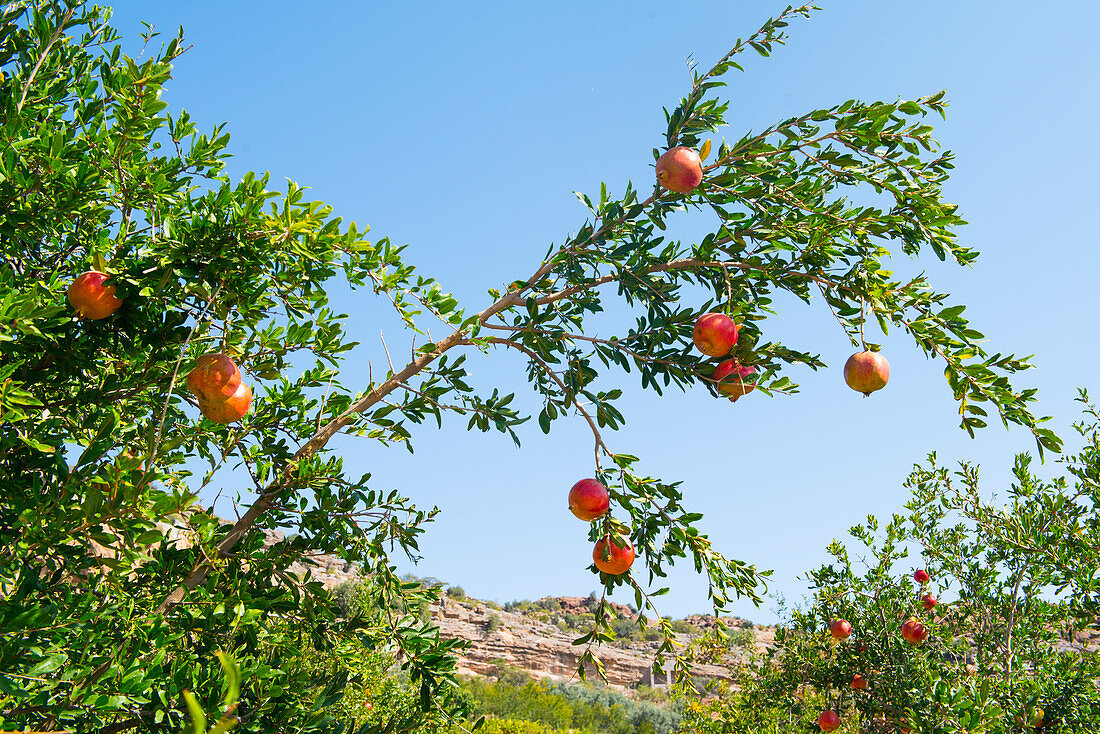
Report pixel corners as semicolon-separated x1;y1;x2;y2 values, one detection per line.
593;536;635;576
901;617;927;645
188;353;243;401
655;146;703;193
713;360;756;401
1029;709;1044;728
568;479;610;522
844;350;890;396
693;313;739;357
921;592;937;610
850;673;869;690
199;381;252;424
829;619;852;641
817;710;841;732
914;569;931;584
68;271;122;320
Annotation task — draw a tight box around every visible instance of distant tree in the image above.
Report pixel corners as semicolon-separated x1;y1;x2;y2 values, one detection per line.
0;2;1059;731
678;397;1100;733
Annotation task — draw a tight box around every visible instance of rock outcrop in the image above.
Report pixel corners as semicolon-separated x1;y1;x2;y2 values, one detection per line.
268;528;775;688
430;595;772;688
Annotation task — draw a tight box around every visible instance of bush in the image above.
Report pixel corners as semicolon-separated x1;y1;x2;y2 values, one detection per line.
487;613;502;633
728;628;755;649
462;676;681;734
447;585;467;600
476;719;564;734
332;579;371;618
547;680;682;734
613;618;642;643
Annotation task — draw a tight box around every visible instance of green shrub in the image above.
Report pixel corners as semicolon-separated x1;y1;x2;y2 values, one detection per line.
461;676;682;734
613;618;642;643
728;628;755;648
476;718;564;734
332;579;372;618
546;680;682;734
563;613;584;629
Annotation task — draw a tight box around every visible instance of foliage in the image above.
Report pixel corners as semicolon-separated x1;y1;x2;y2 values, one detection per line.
461;677;680;734
676;397;1100;733
0;1;1059;730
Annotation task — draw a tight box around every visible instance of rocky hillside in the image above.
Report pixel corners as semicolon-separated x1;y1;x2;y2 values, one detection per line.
430;593;773;688
257;527;774;688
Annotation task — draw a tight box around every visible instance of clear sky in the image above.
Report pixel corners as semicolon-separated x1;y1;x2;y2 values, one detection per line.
107;2;1099;624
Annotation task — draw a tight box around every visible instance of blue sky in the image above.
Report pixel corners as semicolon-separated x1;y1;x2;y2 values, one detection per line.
109;2;1099;623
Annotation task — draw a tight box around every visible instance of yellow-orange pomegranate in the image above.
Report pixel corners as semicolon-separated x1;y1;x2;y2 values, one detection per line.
187;353;242;400
67;271;122;320
198;381;252;424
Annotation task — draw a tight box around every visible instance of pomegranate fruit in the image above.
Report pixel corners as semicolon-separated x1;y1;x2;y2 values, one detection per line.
713;359;756;400
67;271;122;320
901;617;928;645
187;353;243;400
692;312;738;357
817;710;841;732
198;381;252;424
829;619;852;641
655;146;703;193
593;536;635;576
844;350;890;396
568;479;610;522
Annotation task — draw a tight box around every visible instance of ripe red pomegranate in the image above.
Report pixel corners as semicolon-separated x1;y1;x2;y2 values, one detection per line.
692;312;739;357
901;617;928;645
850;673;869;690
656;146;703;193
198;381;252;424
829;619;852;641
844;350;890;396
593;536;635;576
914;569;931;584
817;710;841;732
921;592;938;610
67;270;122;320
568;479;610;521
713;360;756;401
187;353;243;400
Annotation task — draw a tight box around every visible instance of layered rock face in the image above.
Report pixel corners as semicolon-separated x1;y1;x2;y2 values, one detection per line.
429;595;770;687
267;538;774;687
